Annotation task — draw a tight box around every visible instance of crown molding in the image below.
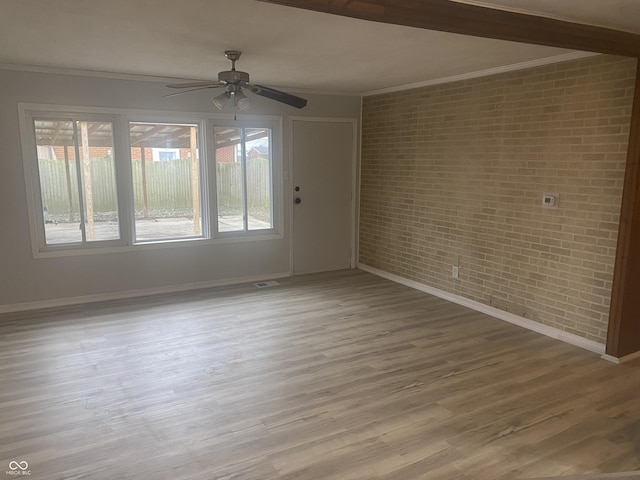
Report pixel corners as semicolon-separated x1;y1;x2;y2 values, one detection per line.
362;51;598;96
0;62;358;98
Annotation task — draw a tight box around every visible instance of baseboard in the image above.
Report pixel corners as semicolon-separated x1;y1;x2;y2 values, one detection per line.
358;263;605;356
523;471;640;479
0;271;291;314
601;350;640;365
601;354;621;364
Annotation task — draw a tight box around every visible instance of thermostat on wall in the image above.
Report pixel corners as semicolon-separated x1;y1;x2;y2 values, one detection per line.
542;192;558;209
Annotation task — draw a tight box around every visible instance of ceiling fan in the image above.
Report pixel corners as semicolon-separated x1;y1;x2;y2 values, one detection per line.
165;50;307;113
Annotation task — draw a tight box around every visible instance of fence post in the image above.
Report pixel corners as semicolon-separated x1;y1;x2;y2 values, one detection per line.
80;121;95;240
140;145;149;218
190;126;201;235
63;144;74;222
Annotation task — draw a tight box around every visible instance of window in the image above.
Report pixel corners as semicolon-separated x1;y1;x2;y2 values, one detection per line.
33;117;121;247
152;148;181;162
214;126;273;233
20;105;282;256
129;122;203;242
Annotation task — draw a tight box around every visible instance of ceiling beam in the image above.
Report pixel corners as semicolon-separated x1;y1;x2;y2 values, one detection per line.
257;0;640;57
607;64;640;358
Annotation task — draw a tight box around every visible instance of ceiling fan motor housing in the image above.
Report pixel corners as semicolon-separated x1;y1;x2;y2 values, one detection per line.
218;70;250;84
166;50;307;109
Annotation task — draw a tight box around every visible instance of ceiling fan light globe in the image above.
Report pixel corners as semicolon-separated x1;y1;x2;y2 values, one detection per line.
235;90;251;111
212;91;230;110
237;97;251;111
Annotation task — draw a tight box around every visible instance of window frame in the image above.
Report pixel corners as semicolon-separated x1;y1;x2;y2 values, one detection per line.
18;103;283;258
211;121;279;237
126;117;209;244
25;111;128;252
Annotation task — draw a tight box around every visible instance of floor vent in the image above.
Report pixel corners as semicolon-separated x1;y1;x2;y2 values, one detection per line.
254;280;281;289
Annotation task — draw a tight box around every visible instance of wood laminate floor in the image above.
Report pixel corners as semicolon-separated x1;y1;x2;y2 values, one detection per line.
1;270;639;480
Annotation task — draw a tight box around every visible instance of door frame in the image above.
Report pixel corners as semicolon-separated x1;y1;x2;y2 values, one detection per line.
288;116;359;276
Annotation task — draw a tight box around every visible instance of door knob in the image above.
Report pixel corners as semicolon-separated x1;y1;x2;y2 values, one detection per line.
294;197;302;204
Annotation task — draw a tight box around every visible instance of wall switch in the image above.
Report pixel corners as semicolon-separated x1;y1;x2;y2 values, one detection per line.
452;265;459;279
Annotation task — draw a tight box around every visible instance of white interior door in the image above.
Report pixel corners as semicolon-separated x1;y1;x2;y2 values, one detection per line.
292;119;355;275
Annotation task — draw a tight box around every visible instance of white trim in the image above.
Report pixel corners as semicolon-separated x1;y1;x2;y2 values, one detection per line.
601;354;621;365
287;117;294;277
31;232;284;258
522;471;640;479
0;272;290;314
18;106;42;258
0;63;356;97
358;263;606;356
362;52;598;96
18;102;282;123
17;103;284;258
349;120;358;269
0;62;191;84
1;54;603;99
355;97;363;268
601;350;640;365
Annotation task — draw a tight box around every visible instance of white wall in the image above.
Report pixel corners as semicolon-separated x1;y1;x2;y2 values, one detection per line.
0;69;361;307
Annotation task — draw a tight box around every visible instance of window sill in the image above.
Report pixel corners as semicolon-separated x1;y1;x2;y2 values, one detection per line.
32;231;284;259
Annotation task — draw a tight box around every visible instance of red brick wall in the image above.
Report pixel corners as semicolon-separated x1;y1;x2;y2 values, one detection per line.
216;145;236;163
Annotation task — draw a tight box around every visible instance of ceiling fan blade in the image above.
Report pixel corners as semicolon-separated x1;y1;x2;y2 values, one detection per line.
251;85;307;109
163;86;223;97
166;81;223;89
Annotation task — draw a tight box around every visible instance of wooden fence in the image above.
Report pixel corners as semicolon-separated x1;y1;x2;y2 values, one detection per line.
38;157;271;217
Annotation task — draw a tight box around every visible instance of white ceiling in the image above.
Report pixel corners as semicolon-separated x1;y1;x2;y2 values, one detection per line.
0;0;637;95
